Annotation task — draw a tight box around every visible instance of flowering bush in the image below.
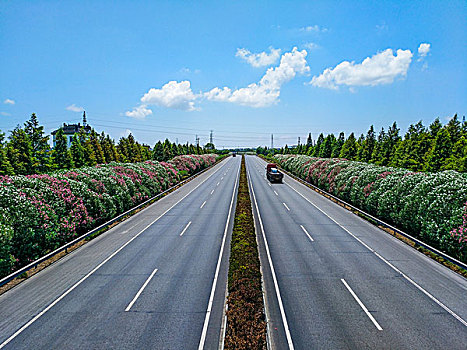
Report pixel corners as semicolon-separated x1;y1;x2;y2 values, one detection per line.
0;154;217;278
275;154;467;262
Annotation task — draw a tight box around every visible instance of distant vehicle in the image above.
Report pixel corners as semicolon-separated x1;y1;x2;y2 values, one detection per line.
266;163;283;183
232;152;237;157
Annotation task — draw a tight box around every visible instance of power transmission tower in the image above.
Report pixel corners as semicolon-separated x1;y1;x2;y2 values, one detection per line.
298;137;300;146
271;134;274;149
210;130;213;144
195;135;200;147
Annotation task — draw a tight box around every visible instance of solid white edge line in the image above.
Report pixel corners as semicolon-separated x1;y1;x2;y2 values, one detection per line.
341;279;383;330
200;201;207;209
0;157;232;350
125;268;158;312
247;161;295;350
299;225;314;242
180;221;192;237
198;160;240;350
283;179;467;328
283;203;290;211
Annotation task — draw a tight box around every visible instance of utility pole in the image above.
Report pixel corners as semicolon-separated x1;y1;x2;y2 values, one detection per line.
176;138;178;144
210;130;213;144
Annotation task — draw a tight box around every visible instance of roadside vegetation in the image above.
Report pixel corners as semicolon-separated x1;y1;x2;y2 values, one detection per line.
257;114;467;173
225;155;266;349
0;113;216;176
275;154;467;263
0;154;217;278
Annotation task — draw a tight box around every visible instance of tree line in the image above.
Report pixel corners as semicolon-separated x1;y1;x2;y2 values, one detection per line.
0;113;212;176
257;114;467;173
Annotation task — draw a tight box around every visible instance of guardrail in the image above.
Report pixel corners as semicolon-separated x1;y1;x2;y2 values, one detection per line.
257;155;467;272
0;157;228;288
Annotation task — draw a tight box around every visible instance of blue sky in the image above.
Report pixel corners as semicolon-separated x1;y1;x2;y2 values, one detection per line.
1;0;466;148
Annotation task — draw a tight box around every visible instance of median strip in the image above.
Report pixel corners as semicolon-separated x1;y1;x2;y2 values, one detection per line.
224;155;267;349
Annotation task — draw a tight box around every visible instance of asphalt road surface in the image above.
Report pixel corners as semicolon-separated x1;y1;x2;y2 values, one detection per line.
0;156;240;350
246;155;467;349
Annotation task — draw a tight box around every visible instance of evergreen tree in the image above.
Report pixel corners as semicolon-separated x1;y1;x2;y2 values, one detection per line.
360;125;376;162
331;132;345;158
8;126;34;175
24;113;51;173
53;128;74;169
0;133;14;175
319;134;335;158
391;121;430;171
355;134;365;161
425;128;452;172
371;127;386;165
153;141;164;161
305;133;313;154
90;130;105;164
70;134;86;168
312;133;324;156
339;133;357;160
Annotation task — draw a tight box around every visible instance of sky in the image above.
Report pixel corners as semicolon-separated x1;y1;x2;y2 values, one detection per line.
1;0;466;149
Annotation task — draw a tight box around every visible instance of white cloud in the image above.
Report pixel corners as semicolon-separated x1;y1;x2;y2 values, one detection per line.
66;104;84;112
309;48;413;90
418;43;430;57
236;47;281;67
0;112;11;116
206;47;309;107
303;42;319;50
125;105;153;119
4;99;15;105
141;80;197;111
300;25;327;33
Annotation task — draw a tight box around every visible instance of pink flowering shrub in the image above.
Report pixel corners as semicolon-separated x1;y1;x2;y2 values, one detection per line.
275;154;467;262
0;154;218;277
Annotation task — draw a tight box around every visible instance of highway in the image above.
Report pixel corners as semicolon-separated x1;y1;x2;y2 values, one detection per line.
0;156;241;350
1;154;467;349
246;155;467;349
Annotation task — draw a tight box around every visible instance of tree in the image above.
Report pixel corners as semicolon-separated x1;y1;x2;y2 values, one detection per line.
24;113;51;173
90;130;105;164
391;121;430;171
53;128;74;169
0;133;14;175
312;133;324;156
425;128;451;172
70;134;86;168
305;133;313;154
359;125;376;162
319;134;335;158
331;132;345;158
339;133;357;160
8;126;34;175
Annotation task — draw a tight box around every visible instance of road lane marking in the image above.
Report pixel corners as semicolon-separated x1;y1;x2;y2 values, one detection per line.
221;177;224;180
198;162;241;349
179;221;192;236
274;190;279;196
200;201;207;209
217;182;220;186
300;225;314;242
210;189;215;195
285;180;467;328
247;167;295;350
0;157;233;350
125;268;158;312
268;182;271;187
341;279;383;330
283;203;290;211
